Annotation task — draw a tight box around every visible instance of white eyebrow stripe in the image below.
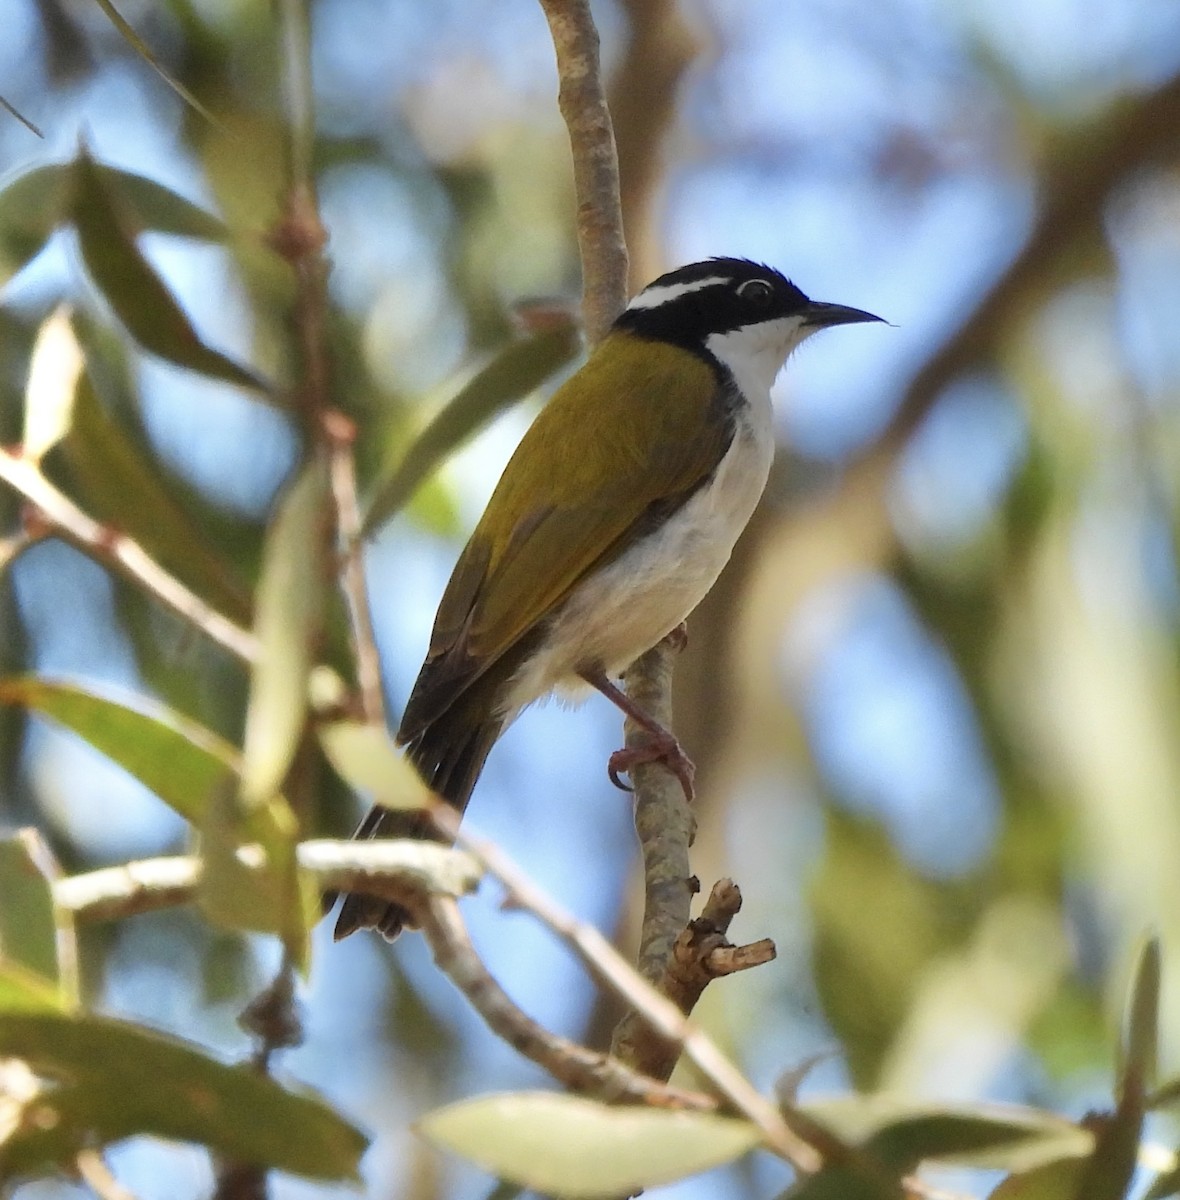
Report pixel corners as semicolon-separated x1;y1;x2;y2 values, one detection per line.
625;275;730;311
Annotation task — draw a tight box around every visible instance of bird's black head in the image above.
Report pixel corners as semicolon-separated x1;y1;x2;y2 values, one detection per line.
614;257;881;359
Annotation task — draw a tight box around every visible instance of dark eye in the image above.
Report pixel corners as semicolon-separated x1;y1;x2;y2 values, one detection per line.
737;278;774;307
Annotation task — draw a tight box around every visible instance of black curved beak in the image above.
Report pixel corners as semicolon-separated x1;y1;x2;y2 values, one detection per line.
802;300;884;328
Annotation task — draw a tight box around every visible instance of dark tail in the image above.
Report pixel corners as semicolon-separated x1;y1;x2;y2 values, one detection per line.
332;712;502;941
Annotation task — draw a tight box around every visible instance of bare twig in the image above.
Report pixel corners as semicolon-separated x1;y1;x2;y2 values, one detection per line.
537;0;629;344
76;1149;138;1200
324;411;386;726
431;805;823;1174
615;879;775;1080
54;841;482;924
419;894;716;1111
0;448;257;662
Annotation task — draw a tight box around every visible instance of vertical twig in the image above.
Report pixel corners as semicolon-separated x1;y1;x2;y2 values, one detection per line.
325;412;386;726
537;0;701;1082
537;0;629;344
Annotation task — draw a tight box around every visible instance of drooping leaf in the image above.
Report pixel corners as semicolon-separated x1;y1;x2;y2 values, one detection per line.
56;363;250;619
418;1092;761;1198
22;307;81;463
0;676;284;840
239;458;330;809
0;163;72;286
0;1010;366;1180
362;321;580;536
0;830;73;1011
318;720;432;811
70;151;267;393
802;1096;1092;1173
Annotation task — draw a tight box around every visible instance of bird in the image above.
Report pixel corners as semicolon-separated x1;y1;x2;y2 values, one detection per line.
333;257;882;940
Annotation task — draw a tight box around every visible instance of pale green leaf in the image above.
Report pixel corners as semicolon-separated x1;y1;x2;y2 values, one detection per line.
239;459;330;808
802;1096;1092;1173
418;1092;761;1198
22;306;81;462
318;720;431;811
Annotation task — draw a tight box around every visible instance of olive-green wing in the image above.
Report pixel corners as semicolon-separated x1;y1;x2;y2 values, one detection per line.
398;334;730;740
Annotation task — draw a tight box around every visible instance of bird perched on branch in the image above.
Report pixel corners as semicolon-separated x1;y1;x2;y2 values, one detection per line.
334;257;881;940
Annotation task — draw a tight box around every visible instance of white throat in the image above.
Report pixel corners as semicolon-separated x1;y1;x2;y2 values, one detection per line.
705;315;812;404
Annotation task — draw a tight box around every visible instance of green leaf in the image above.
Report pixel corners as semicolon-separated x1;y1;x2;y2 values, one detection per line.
197;779;313;970
97;165;228;241
362;322;580;536
22;307;81;463
70;151;267;393
56;362;250;619
802;1097;1092;1173
1119;935;1160;1101
778;1165;903;1200
988;1158;1085;1200
0;830;73;1011
0;1010;366;1180
0;163;71;286
240;459;330;808
418;1092;761;1197
0;676;284;840
318;720;431;811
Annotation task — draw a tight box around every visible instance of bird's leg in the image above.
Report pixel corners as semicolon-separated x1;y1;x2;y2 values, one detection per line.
578;665;696;802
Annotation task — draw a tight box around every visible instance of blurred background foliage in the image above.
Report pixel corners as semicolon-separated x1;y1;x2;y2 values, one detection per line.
2;0;1180;1196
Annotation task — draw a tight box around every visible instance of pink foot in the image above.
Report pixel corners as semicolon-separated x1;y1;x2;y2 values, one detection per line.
608;732;695;802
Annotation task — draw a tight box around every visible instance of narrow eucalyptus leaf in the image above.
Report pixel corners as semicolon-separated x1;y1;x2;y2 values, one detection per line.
0;676;283;840
22;307;81;462
418;1091;761;1198
240;459;330;808
0;1011;366;1179
0;830;71;1009
318;720;431;811
97;165;228;241
57;364;250;618
71;152;267;393
0;163;71;286
363;322;579;536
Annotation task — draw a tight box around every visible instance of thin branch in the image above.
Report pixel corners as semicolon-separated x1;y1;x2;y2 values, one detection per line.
432;806;823;1174
615;879;775;1080
419;894;716;1111
538;0;629;344
0;447;257;662
324;411;386;726
54;841;482;924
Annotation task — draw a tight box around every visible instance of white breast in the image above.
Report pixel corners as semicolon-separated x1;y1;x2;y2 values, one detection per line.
503;397;774;712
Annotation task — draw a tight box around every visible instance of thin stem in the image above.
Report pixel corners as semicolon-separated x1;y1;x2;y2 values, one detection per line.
537;0;629;344
325;412;386;726
433;806;823;1175
0;448;257;662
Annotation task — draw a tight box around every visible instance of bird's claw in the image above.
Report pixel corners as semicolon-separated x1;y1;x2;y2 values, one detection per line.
607;734;696;802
